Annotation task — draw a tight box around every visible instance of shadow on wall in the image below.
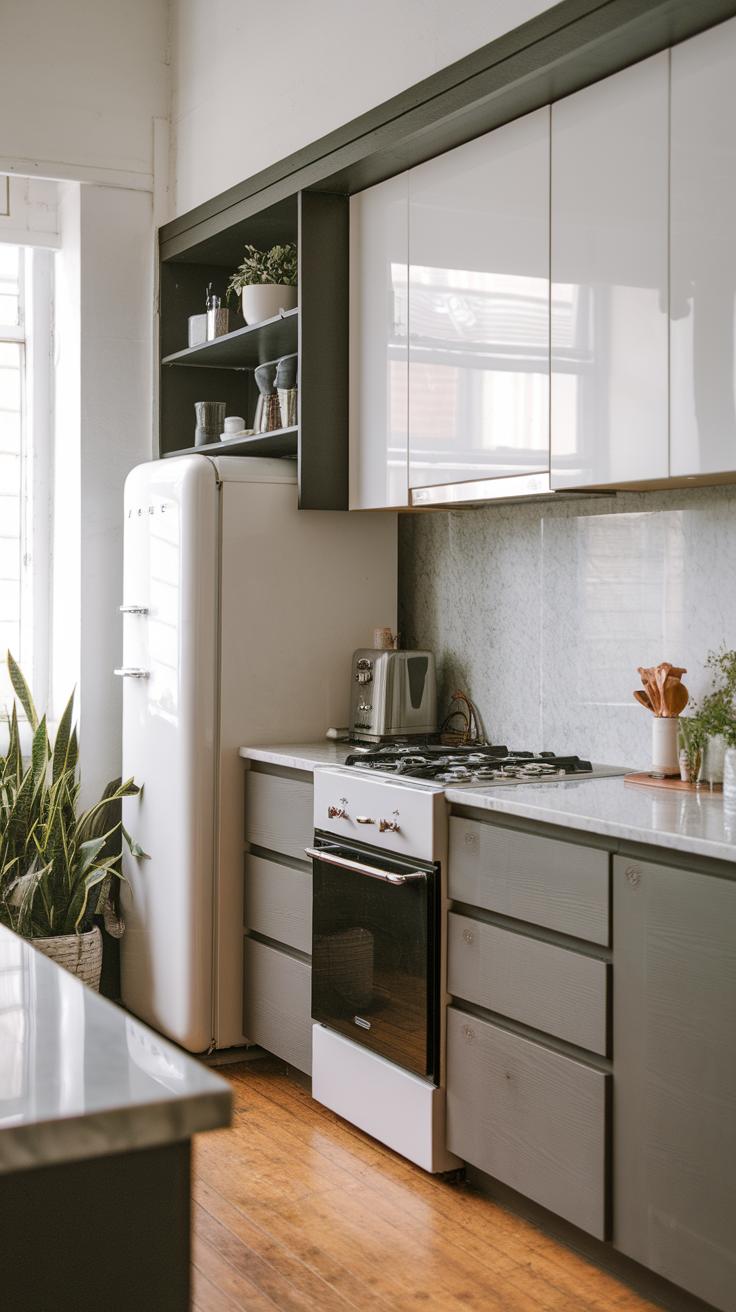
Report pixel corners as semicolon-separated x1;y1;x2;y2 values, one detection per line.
398;483;736;769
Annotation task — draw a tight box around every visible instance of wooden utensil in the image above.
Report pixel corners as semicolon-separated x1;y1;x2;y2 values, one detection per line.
654;662;672;712
637;666;662;714
663;679;689;717
635;662;688;717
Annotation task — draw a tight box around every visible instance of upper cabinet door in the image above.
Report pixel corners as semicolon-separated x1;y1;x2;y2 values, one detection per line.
349;173;408;510
551;55;669;489
671;19;736;478
407;108;550;493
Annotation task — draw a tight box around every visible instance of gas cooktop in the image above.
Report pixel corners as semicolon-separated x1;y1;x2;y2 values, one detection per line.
344;743;604;787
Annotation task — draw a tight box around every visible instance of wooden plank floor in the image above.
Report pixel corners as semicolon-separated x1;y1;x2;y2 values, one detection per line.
192;1057;657;1312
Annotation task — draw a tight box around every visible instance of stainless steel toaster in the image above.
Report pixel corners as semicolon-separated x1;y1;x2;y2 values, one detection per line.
349;649;437;742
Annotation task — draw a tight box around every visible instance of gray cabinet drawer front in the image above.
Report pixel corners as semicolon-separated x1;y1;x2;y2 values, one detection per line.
447;1006;608;1238
243;937;313;1074
244;853;312;955
449;815;609;945
245;770;313;861
448;913;608;1055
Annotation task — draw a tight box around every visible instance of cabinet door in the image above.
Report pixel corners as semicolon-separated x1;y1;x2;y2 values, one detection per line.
670;18;736;478
550;55;669;489
243;936;313;1075
447;912;609;1055
613;856;736;1312
448;815;610;945
349;173;408;509
408;108;549;493
244;769;313;862
447;1006;609;1238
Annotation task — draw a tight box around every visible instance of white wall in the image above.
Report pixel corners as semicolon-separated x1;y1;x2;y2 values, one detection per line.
51;183;154;803
78;185;154;801
170;0;557;217
1;1;165;799
1;0;169;190
0;179;59;249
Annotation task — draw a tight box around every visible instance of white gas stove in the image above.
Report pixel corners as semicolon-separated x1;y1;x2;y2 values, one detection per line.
308;748;625;1175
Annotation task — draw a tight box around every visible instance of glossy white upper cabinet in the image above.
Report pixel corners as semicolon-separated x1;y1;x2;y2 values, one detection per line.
671;19;736;478
349;173;408;510
407;108;550;493
551;55;669;489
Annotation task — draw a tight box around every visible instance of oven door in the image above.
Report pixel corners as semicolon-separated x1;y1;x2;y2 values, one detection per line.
308;831;440;1082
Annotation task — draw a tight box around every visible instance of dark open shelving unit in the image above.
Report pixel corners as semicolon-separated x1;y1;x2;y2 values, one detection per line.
163;426;298;460
159;192;348;510
159;0;736;510
162;308;297;371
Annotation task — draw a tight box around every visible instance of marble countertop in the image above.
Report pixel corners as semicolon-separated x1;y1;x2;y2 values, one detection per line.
445;775;736;865
0;925;231;1176
239;741;353;770
238;743;736;865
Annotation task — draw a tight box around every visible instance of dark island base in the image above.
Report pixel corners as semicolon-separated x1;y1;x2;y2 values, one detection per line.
0;1140;191;1312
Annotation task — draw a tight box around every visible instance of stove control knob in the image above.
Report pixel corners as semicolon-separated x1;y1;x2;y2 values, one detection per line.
379;811;401;833
356;816;375;824
327;798;349;819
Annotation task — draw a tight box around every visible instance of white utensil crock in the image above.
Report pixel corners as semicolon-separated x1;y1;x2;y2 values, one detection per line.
652;717;679;777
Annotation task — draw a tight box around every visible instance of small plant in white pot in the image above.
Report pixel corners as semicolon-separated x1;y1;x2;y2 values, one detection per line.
226;242;298;325
0;653;148;989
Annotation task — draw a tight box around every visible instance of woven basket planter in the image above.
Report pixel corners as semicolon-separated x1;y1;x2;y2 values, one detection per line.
30;925;103;991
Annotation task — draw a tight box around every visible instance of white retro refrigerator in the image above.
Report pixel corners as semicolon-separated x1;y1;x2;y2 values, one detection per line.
119;454;397;1054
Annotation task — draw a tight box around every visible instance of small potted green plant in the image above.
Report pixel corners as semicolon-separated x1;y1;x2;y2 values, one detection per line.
226;242;298;325
0;653;148;989
679;648;736;791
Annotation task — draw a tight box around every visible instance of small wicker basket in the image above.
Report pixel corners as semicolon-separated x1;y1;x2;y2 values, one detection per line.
30;925;103;991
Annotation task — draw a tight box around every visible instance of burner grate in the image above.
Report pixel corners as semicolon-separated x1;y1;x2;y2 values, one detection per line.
344;745;593;784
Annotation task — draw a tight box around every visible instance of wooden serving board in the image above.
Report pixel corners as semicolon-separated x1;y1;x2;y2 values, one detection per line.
625;772;723;793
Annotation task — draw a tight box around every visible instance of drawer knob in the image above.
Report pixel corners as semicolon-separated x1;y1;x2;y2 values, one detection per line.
464;831;479;852
461;1025;476;1044
625;864;642;888
463;928;475;946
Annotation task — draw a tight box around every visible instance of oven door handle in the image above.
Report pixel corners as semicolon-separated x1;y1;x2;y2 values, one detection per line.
304;847;426;885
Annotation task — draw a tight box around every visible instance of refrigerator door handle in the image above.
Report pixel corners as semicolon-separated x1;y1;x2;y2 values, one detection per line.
114;667;150;678
118;605;149;614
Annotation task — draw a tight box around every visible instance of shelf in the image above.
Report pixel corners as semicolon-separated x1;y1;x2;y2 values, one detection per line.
162;308;298;370
163;426;298;460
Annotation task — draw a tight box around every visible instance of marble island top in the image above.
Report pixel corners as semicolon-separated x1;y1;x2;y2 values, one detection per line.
240;743;736;865
0;925;231;1176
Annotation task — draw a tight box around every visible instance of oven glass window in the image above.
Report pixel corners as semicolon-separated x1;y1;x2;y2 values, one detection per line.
312;845;438;1080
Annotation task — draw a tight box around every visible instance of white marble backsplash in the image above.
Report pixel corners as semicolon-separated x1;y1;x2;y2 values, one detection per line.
398;484;736;770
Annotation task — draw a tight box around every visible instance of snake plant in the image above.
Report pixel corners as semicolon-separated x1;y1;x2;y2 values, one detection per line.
0;653;147;938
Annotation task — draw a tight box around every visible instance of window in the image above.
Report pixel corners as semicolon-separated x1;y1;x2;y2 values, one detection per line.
0;246;25;715
0;243;53;725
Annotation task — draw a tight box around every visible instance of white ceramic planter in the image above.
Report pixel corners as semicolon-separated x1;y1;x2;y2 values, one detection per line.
241;283;297;326
651;716;680;776
724;747;736;807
